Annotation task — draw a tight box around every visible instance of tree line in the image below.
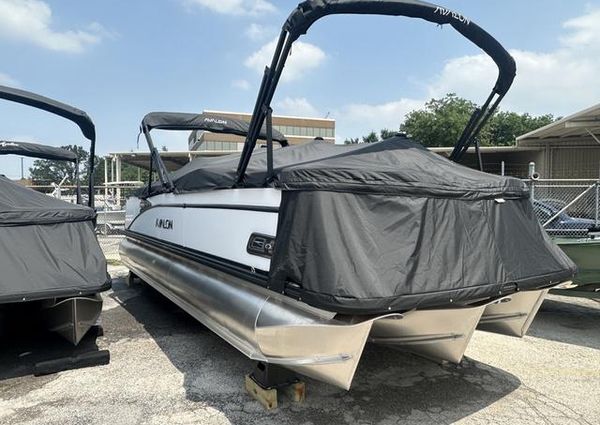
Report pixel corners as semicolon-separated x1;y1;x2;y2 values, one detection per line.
28;93;556;186
344;93;556;146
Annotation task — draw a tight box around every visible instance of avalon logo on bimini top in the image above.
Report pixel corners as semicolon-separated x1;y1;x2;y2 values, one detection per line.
433;7;470;25
203;118;228;126
155;218;173;230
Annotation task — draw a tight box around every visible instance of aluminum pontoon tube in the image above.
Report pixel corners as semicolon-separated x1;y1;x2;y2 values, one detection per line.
478;287;553;337
120;238;502;389
43;294;103;345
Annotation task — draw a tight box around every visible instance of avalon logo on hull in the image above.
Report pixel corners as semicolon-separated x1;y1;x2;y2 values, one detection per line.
155;218;173;230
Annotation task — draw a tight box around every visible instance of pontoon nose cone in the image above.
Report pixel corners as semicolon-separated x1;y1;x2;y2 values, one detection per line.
369;303;488;364
478;288;552;337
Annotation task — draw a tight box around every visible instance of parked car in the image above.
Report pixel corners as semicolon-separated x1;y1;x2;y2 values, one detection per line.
533;200;597;237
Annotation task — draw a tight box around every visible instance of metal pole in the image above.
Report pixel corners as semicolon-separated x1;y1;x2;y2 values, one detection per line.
528;162;536;202
596;181;599;227
116;156;122;207
266;106;274;184
500;160;505;176
20;157;24;179
104;157;109;204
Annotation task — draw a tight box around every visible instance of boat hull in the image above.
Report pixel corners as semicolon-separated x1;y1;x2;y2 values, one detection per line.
42;294;103;345
478;288;549;337
120;236;549;389
554;237;600;285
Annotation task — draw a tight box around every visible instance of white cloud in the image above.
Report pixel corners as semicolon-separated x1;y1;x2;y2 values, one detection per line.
245;23;273;42
333;7;600;140
231;79;251;90
0;0;106;53
275;97;321;117
333;98;425;142
245;39;326;82
184;0;276;16
0;72;18;86
427;8;600;116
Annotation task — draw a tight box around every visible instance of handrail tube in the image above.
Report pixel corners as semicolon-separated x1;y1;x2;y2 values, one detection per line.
142;125;175;192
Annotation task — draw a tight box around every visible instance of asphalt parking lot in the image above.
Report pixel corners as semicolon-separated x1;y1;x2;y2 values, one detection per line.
1;265;599;425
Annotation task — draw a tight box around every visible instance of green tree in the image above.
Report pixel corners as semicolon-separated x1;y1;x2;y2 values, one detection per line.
379;129;398;140
486;111;555;146
29;145;88;185
400;94;477;147
362;131;379;144
344;137;360;145
400;93;557;147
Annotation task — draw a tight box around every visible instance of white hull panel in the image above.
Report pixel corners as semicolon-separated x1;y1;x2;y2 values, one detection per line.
126;189;280;272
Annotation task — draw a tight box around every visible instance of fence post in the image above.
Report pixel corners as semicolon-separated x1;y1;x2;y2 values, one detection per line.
594;181;600;228
528;162;536;202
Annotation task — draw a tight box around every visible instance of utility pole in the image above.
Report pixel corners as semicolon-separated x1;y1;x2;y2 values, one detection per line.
20;157;24;180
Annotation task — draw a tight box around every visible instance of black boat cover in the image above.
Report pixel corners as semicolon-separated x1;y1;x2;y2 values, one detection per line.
0;176;109;303
144;137;575;313
0;140;78;162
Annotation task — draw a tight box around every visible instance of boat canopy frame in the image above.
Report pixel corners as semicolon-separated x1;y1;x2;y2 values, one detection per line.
0;140;82;202
0;85;97;208
235;0;517;183
138;111;288;194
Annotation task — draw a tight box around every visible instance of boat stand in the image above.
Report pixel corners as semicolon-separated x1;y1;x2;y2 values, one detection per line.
245;362;305;410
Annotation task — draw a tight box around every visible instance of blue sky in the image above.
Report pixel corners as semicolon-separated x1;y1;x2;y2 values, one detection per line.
0;0;599;178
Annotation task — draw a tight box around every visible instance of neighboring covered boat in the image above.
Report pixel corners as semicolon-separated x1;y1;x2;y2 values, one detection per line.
0;86;110;345
121;0;575;390
549;236;600;298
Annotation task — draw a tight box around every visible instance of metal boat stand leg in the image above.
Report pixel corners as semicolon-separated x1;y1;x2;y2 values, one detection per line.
244;362;306;410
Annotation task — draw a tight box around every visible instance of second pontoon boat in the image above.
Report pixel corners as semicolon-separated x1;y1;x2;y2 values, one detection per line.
0;86;110;345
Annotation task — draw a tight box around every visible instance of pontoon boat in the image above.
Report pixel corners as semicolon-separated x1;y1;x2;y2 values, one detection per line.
121;0;575;389
0;86;110;345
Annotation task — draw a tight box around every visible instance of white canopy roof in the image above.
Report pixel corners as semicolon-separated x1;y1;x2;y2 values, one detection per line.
517;103;600;144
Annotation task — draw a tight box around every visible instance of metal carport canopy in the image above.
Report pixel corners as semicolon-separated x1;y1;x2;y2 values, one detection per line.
517;103;600;145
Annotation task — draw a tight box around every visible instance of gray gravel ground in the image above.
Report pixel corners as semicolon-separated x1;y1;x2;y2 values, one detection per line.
1;265;598;425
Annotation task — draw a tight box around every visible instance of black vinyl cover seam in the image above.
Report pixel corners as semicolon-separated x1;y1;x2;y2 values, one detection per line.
0;276;112;304
0;215;96;228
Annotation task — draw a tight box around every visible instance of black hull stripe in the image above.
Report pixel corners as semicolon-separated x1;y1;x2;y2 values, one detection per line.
124;230;270;286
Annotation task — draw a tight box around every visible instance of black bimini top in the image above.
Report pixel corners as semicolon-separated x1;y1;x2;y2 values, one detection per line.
0;85;95;142
0;140;78;162
141;112;287;144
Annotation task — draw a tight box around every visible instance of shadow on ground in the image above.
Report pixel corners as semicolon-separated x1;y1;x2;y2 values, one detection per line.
0;303;104;384
528;295;600;350
109;276;522;424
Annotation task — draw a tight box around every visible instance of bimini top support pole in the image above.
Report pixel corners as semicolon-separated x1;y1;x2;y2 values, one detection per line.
235;0;516;183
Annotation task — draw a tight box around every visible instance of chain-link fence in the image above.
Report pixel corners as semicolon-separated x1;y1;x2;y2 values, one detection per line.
94;184;142;263
526;178;600;238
